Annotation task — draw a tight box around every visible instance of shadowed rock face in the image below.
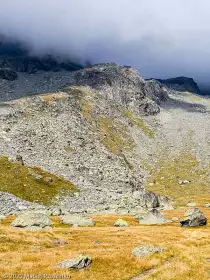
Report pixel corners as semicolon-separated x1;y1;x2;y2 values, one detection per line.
0;36;83;74
0;55;83;74
153;77;200;94
0;68;18;81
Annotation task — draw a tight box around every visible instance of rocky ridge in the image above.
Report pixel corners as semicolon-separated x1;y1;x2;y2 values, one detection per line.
0;63;172;214
1;61;210;214
153;76;200;94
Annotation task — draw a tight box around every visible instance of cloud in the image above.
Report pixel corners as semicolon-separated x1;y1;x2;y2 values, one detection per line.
0;0;210;87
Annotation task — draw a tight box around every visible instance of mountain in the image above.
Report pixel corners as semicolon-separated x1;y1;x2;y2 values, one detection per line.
1;57;210;214
0;63;173;214
150;76;201;94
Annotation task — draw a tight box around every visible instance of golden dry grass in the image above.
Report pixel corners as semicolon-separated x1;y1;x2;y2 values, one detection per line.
1;211;210;280
41;93;68;105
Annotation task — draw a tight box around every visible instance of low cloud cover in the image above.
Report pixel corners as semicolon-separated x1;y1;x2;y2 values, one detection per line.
0;0;210;88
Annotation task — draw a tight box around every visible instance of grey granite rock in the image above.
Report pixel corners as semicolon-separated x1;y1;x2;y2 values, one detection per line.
181;208;207;227
132;245;164;257
61;214;95;227
11;212;52;229
140;209;171;225
57;255;92;269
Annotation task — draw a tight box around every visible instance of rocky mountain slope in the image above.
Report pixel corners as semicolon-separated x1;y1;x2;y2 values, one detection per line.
0;63;172;213
1;61;210;214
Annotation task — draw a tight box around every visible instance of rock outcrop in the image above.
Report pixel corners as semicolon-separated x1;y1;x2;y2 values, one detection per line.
0;63;172;213
74;63;164;116
154;76;200;94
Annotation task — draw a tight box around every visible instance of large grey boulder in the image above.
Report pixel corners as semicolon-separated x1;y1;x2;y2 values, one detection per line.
11;213;52;229
140;209;170;225
133;209;149;220
144;79;169;105
141;100;160;115
133;190;172;210
132;245;164;257
180;208;207;227
61;214;95;227
57;255;92;269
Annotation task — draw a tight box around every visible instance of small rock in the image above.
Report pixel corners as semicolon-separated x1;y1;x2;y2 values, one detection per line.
31;245;42;249
57;254;92;269
114;219;129;227
45;177;53;183
172;217;179;221
48;206;62;216
72;224;79;229
132;245;164;257
178;180;191;185
16;155;24;166
187;202;197;207
52;239;68;246
204;203;210;208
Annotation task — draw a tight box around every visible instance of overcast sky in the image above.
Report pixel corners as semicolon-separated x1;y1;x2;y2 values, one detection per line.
0;0;210;88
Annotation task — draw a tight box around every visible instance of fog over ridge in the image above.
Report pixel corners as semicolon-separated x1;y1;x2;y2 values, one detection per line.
0;0;210;89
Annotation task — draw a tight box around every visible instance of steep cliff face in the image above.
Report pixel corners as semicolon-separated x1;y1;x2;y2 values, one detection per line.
0;63;171;213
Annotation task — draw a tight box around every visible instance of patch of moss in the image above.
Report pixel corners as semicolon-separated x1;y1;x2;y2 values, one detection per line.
146;153;210;206
51;217;70;228
95;117;134;155
81;99;93;118
63;147;73;153
0;156;77;205
41;93;67;105
124;110;155;138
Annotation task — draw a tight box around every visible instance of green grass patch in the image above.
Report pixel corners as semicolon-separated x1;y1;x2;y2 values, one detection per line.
124;110;155;138
81;99;93;119
0;156;77;205
95;117;134;155
146;153;210;206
